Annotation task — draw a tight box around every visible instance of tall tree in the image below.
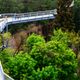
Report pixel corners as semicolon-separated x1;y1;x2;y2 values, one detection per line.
54;0;74;30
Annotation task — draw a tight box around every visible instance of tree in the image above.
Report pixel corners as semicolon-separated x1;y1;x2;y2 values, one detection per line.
6;52;37;80
54;0;74;30
46;41;77;80
74;0;80;31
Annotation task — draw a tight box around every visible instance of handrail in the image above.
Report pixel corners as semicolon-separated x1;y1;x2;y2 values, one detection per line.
0;9;57;17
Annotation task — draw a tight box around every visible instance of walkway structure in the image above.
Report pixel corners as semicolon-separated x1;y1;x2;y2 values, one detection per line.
0;9;57;32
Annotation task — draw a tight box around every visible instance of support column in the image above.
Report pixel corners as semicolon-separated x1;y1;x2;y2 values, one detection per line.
6;24;8;32
5;24;9;48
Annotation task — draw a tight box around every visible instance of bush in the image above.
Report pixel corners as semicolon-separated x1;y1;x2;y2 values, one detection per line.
1;29;78;80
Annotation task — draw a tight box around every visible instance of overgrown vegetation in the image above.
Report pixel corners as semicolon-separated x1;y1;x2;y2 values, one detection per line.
0;0;80;80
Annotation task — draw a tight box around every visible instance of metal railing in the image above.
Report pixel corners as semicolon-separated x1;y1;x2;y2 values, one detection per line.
0;9;57;18
0;9;56;32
